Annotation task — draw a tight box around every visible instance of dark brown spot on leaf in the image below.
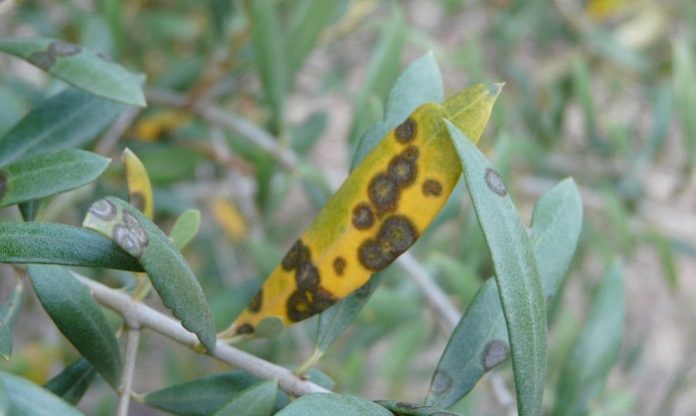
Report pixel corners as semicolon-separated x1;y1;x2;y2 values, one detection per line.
89;199;117;220
333;257;346;276
286;290;313;322
129;192;145;212
352;202;375;230
312;287;337;312
484;168;507;196
295;262;319;291
378;215;418;255
388;153;418;188
402;145;419;162
235;323;254;335
248;289;263;313
368;173;399;213
395;117;417;143
358;239;391;272
281;240;310;271
482;339;509;370
422;179;443;197
430;370;453;396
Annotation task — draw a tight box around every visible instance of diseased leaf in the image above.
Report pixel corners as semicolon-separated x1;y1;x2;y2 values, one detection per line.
553;262;624;416
28;265;122;387
427;179;583;408
170;209;201;251
83;197;216;352
222;83;500;338
447;122;546;416
0;87;125;167
44;358;96;405
0;222;142;271
276;393;393;416
0;37;145;106
212;380;277;416
0;149;110;207
0;370;85;416
376;400;462;415
144;370;262;416
123;148;154;219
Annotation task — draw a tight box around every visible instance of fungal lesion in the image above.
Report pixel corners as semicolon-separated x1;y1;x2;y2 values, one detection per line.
358;215;418;272
112;210;149;258
247;289;263;313
333;257;346;276
484;168;507;196
422;178;443;197
394;117;417;143
352;202;375;230
28;41;82;70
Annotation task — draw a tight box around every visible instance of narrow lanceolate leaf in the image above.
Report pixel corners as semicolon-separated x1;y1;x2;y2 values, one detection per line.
315;53;445;354
0;149;109;207
0;279;23;359
144;370;262;416
169;209;201;251
44;358;96;405
248;0;286;131
212;380;277;416
673;40;696;165
0;222;142;271
553;262;624;416
0;370;85;416
83;197;216;352
427;179;583;407
28;265;122;387
0;37;145;106
0;87;125;167
122;148;154;219
446;122;546;416
276;394;393;416
222;83;501;338
376;400;462;416
287;0;339;76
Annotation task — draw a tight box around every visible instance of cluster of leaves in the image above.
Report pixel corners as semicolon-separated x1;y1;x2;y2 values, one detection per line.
2;0;692;415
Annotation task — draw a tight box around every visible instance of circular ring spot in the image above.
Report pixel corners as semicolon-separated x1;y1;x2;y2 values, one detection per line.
368;173;399;213
286;290;313;322
401;145;419;162
333;257;346;276
395;117;417;143
378;215;418;255
312;287;337;313
352;202;375;230
295;262;319;291
430;370;453;396
388;153;418;188
357;239;391;272
89;199;117;220
484;168;507;196
281;240;310;271
422;179;443;197
482;339;509;370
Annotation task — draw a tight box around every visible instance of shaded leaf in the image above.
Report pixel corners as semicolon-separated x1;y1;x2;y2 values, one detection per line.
376;400;462;415
447;122;546;416
0;37;145;106
0;322;10;360
0;87;125;167
170;209;201;251
276;393;393;416
0;279;23;360
248;0;286;131
44;358;96;405
0;149;109;207
83;197;216;352
19;200;41;221
144;370;262;416
0;222;142;271
213;379;277;416
0;369;85;416
553;261;625;416
28;265;122;387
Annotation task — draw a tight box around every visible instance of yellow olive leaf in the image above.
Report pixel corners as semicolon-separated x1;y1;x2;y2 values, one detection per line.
212;199;248;242
222;83;502;338
122;148;154;220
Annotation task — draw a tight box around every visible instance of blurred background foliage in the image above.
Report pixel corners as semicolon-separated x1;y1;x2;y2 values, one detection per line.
0;0;695;414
